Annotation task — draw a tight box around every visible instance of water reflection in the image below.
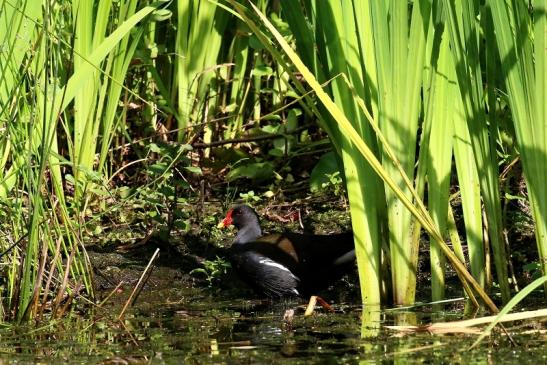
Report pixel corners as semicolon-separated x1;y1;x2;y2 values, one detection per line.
0;290;544;364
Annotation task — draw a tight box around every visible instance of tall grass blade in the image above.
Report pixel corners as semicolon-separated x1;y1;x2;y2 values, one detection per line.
442;0;511;302
486;0;547;295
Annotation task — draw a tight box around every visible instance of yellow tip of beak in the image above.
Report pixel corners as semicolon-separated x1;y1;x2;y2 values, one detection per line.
217;221;227;228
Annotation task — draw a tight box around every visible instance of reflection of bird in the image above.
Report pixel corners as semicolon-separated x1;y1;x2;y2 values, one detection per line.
218;205;355;298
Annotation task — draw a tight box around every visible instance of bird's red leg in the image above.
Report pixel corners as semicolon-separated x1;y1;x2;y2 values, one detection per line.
304;295;335;316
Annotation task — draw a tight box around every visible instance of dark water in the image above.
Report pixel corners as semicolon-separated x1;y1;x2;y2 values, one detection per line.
0;288;545;364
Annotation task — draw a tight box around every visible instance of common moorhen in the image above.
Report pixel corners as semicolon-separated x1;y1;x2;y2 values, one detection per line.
218;205;355;298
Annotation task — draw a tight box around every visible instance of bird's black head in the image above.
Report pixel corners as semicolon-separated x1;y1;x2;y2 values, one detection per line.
219;205;262;244
220;205;259;229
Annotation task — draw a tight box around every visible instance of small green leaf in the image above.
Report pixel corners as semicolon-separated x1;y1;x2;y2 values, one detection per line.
178;144;193;151
286;109;301;131
310;152;340;192
227;162;274;181
263;190;275;198
149;143;162;153
224;103;237;113
152;9;172;21
184;166;202;175
148;163;169;175
261;114;282;121
262;125;279;134
253;65;273;77
268;147;284;157
117;186;133;198
174;219;190;231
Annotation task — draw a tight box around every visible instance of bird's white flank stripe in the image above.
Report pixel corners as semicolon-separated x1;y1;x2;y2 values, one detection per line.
333;249;356;265
258;258;299;281
258;258;291;272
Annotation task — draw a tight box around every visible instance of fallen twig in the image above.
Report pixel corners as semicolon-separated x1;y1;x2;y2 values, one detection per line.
386;308;547;335
118;248;160;319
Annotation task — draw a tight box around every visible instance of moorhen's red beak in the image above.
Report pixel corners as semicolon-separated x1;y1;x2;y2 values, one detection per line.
217;209;233;228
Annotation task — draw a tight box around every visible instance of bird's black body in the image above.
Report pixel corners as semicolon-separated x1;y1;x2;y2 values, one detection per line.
220;205;355;298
